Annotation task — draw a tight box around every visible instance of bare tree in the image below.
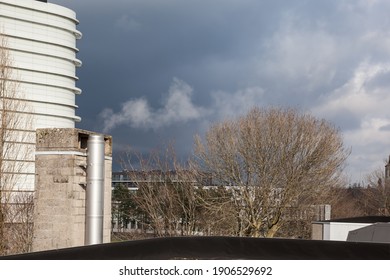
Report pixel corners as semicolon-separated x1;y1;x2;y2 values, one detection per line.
193;107;349;238
362;166;390;215
331;164;390;219
0;33;35;255
120;146;204;237
330;184;372;218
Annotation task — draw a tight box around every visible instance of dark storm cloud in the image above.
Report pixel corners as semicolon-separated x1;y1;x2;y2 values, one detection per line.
51;0;390;182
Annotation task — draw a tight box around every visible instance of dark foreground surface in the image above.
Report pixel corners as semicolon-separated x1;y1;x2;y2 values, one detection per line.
1;236;390;260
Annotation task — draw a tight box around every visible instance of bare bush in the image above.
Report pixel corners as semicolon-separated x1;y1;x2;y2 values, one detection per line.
0;33;35;255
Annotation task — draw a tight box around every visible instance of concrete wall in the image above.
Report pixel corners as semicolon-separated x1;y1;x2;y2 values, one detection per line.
328;222;370;241
311;223;323;240
32;128;112;252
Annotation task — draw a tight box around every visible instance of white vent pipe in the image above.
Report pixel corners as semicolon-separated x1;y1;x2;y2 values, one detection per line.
85;134;105;245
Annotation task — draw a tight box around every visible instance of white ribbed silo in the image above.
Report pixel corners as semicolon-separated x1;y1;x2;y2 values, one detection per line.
0;0;82;191
0;0;82;128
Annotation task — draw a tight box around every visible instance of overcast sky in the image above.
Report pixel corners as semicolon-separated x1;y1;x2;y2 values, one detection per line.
51;0;390;183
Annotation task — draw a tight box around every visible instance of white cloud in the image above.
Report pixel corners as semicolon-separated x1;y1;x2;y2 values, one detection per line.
312;61;390;182
101;78;207;132
211;87;265;119
314;61;390;120
260;15;342;89
343;117;390;182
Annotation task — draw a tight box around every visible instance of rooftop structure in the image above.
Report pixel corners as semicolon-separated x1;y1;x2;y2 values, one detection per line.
312;216;390;241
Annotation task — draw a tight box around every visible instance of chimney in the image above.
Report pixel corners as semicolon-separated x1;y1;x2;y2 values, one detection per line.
85;135;105;245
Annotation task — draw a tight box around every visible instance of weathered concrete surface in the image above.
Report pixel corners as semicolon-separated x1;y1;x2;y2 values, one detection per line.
32;128;112;252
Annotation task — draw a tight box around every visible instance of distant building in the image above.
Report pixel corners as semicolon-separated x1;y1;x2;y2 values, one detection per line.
112;171;140;191
112;170;212;191
312;216;390;242
111;169;212;232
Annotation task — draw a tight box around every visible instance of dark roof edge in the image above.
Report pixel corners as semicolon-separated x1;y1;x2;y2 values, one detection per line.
314;216;390;224
1;236;390;260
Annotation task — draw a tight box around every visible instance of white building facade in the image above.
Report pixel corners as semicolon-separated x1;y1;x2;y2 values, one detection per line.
0;0;82;191
312;216;390;241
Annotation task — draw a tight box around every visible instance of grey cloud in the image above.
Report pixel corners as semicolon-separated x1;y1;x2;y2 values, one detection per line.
379;124;390;131
115;15;141;32
365;71;390;91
